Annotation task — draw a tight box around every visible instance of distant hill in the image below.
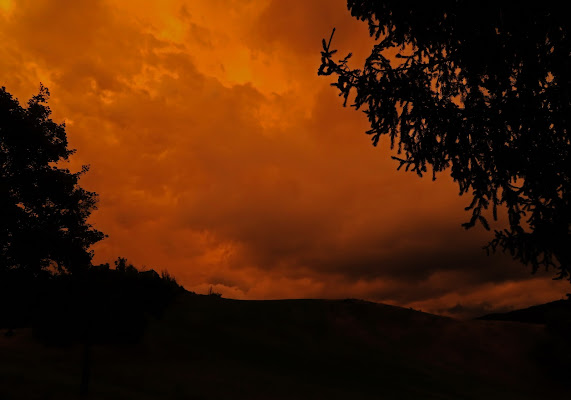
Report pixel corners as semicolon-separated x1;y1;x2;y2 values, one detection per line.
1;293;570;399
477;299;571;324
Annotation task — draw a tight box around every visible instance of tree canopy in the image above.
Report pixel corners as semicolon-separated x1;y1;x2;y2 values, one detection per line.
319;2;570;281
0;85;104;275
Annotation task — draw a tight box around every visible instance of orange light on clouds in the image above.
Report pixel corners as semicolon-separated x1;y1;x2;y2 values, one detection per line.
0;0;567;318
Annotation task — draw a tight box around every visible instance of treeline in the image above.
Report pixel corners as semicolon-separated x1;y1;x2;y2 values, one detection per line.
0;258;185;345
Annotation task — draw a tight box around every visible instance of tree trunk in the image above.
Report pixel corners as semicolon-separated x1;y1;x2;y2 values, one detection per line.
79;336;91;397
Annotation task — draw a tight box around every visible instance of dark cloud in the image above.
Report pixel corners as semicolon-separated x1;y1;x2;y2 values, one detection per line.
0;0;567;315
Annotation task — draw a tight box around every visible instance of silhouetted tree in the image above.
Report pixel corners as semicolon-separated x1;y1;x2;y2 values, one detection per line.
0;85;104;276
319;2;570;281
29;257;183;396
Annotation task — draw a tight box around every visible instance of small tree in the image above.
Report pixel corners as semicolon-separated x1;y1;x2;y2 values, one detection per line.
0;84;104;276
319;2;570;281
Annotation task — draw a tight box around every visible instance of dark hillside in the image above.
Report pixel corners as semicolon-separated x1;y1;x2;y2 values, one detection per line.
1;294;570;399
478;299;571;325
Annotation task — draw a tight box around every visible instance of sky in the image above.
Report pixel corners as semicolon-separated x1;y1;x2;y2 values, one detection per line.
0;0;568;318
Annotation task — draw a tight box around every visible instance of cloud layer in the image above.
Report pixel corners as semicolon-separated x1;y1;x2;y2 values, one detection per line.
1;0;567;318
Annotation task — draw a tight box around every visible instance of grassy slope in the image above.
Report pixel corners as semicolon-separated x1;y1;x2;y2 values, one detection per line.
479;299;571;324
1;294;569;399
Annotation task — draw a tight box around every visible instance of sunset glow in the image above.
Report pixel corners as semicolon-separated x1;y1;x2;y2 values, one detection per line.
1;0;567;317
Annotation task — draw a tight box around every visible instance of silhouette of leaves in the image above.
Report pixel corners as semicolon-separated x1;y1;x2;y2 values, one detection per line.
1;85;105;275
319;1;570;281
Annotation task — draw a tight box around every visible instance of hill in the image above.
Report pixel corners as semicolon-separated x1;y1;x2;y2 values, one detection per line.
478;298;571;325
1;293;570;399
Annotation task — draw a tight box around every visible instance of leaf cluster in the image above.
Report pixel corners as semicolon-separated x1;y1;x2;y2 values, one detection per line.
0;85;104;275
319;1;570;280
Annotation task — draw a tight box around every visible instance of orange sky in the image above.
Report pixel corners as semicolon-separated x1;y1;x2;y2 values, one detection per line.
1;0;568;318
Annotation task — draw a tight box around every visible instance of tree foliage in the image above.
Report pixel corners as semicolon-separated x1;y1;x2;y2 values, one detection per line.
319;1;570;280
0;85;104;275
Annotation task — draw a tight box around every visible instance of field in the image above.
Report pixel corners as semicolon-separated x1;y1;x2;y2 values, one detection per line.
1;294;570;399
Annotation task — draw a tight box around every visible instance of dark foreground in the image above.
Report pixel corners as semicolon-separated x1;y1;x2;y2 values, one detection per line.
1;294;570;399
